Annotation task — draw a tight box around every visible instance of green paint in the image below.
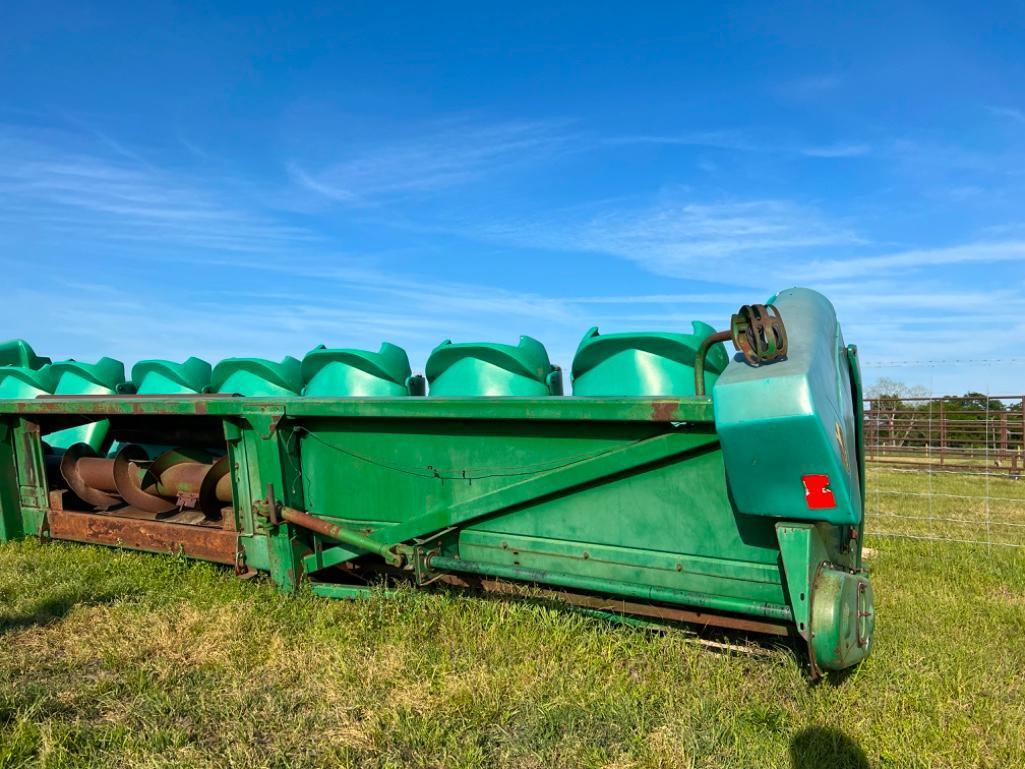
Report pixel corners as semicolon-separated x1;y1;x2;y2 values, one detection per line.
301;343;424;396
426;335;562;396
0;339;49;369
427;554;794;621
571;324;728;396
715;288;862;525
0;366;57;399
0;395;716;423
0;287;872;671
131;358;212;394
211;357;302;396
811;566;874;671
45;358;125;452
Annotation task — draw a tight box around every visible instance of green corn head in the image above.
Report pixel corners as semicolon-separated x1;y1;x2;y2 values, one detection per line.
0;287;872;673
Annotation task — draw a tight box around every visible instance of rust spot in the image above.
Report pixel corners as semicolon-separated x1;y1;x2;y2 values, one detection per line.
194;400;208;415
430;574;790;636
650;400;680;421
47;508;237;564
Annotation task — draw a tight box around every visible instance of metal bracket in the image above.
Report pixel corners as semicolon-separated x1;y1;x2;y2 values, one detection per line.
412;544;443;586
262;413;286;440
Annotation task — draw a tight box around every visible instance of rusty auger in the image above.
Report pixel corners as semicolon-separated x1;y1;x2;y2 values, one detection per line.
59;443;232;520
694;303;789;396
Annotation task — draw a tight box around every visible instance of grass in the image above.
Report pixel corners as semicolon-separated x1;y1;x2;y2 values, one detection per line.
1;471;1024;768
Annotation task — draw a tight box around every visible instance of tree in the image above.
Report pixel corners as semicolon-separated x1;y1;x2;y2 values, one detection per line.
865;379;930;449
865;378;929;401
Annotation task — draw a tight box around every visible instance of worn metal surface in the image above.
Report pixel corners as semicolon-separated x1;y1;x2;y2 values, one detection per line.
59;443;120;509
435;573;791;637
46;508;237;564
198;455;233;519
0;396;716;423
694;330;732;397
57;444;232;518
281;505;405;568
427;553;794;622
693;303;788;397
731;303;788;365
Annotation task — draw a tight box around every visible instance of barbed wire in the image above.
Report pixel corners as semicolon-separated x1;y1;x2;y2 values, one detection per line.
863;358;1025;368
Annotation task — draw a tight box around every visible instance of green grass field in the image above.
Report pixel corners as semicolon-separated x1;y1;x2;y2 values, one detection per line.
1;470;1024;768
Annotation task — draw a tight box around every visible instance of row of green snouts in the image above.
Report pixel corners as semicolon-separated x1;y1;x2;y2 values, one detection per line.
0;322;731;402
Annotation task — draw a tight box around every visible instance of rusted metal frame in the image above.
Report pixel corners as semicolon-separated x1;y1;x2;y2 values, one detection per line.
434;573;791;636
694;330;732;397
0;396;717;424
46;508;237;564
1000;413;1009;467
281;506;405;568
939;400;945;466
865;458;1016;476
426;553;794;622
694;304;789;397
259;397;716;424
305;429;718;574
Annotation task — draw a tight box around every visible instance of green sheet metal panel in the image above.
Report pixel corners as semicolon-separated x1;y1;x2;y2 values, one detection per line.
0;339;49;369
571;324;729;396
301;343;424;396
713;288;862;525
131;357;212;394
46;358;126;451
211;357;302;396
296;418;788;607
426;335;562;396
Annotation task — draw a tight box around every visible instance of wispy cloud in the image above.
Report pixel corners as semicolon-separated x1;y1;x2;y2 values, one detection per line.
603;130;758;152
987;106;1025;126
799;143;872;158
4;268;598;370
802;240;1025;281
0;127;318;252
605;131;872;159
289;119;574;205
477;199;863;281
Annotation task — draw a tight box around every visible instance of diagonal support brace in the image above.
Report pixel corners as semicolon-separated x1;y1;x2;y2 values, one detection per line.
304;429;716;575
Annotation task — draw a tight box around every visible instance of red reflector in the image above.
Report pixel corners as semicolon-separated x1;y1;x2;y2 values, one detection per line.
802;474;836;509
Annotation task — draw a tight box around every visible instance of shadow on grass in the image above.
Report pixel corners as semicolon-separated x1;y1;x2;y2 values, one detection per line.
790;726;868;769
0;590;128;634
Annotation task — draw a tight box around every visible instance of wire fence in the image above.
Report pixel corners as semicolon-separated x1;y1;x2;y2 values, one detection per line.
863;394;1025;548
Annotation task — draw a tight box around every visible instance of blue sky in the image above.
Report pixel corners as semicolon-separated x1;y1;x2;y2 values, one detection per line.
2;1;1024;394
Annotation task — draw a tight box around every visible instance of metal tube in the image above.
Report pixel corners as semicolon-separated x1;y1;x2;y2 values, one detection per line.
694;330;732;397
214;473;232;503
427;554;794;622
76;456;117;492
280;506;404;568
152;462;209;498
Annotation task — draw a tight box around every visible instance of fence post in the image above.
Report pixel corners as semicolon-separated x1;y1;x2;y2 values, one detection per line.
1020;396;1025;473
867;399;875;461
939;399;945;467
1000;412;1009;474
